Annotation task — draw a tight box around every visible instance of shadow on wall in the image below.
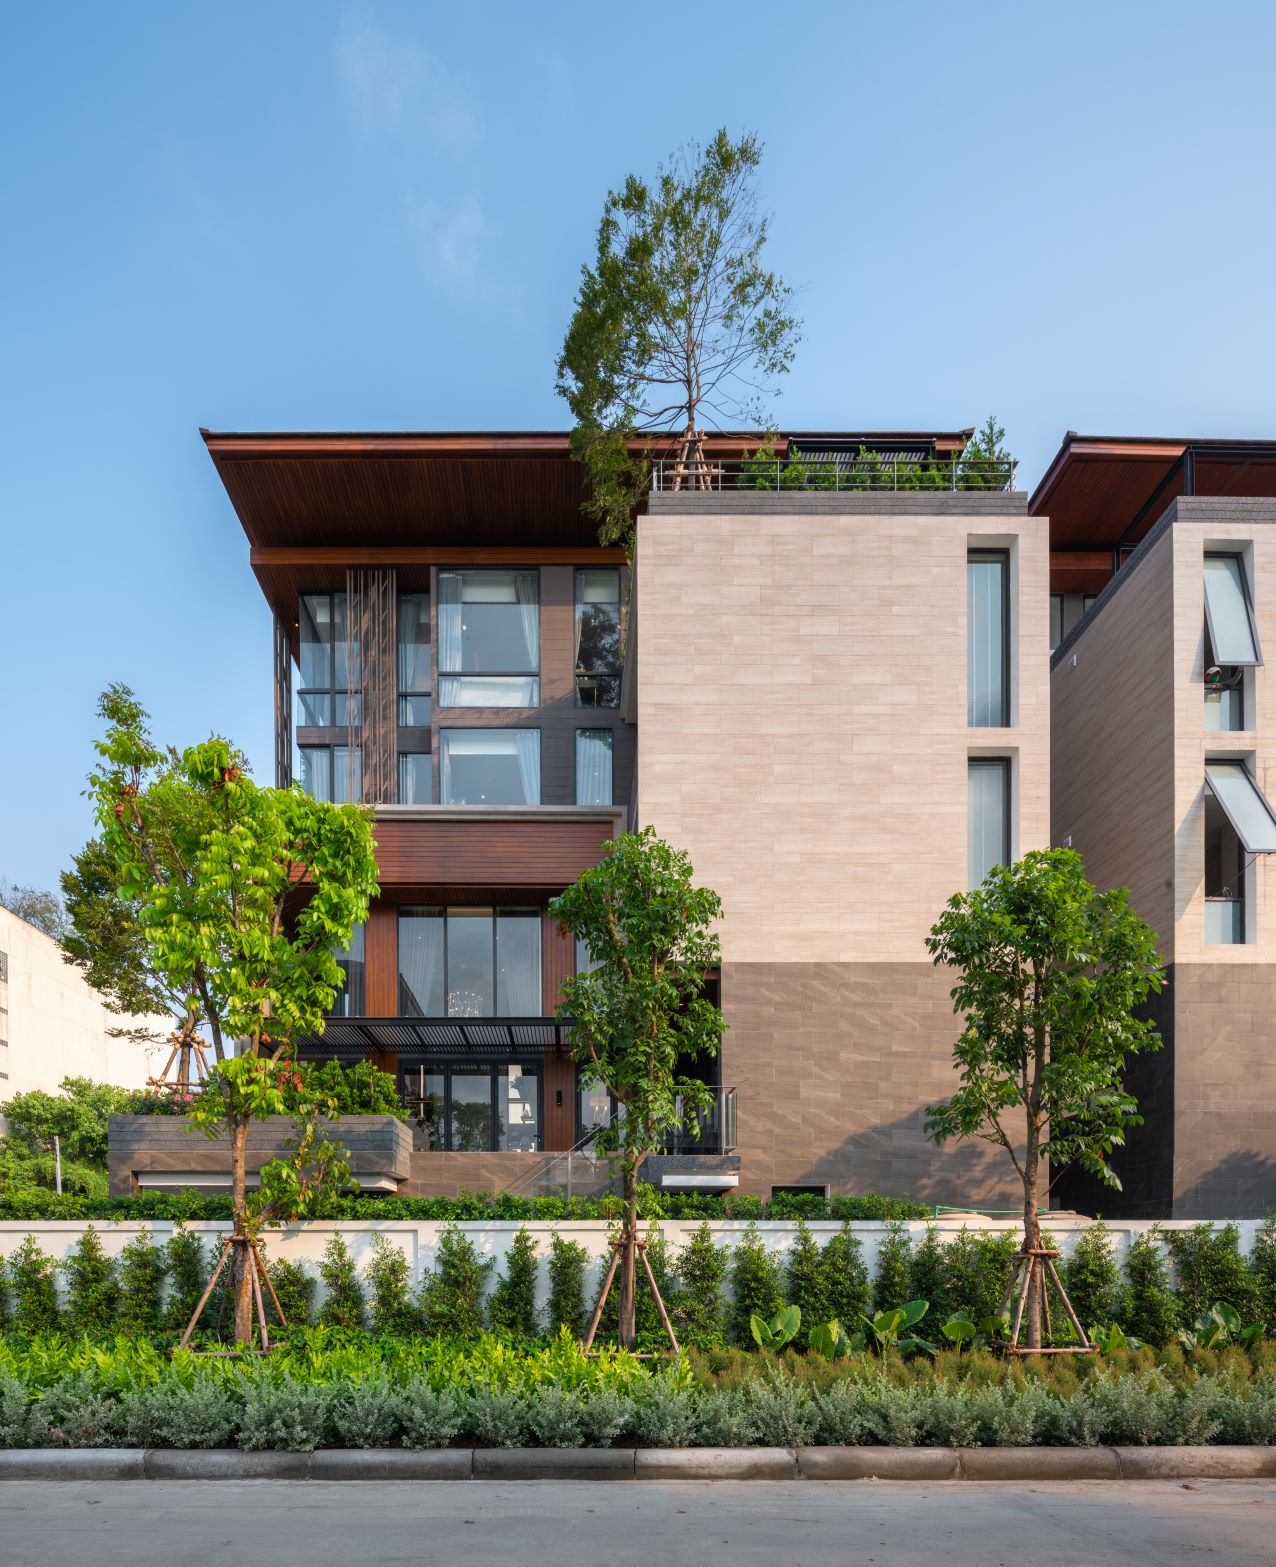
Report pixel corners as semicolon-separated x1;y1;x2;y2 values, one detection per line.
790;1102;1022;1211
1176;1148;1276;1221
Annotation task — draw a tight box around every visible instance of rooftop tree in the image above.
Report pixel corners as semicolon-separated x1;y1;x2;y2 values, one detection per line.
556;128;800;546
86;685;379;1343
924;848;1164;1350
550;827;725;1348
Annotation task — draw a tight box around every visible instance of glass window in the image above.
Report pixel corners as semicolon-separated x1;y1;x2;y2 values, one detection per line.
439;730;539;805
1203;626;1244;732
450;1072;492;1152
1205;760;1276;853
399;1065;540;1153
499;1065;540;1152
1204;790;1245;944
397;592;431;726
438;675;539;708
398;752;432;804
437;570;539;681
298;593;358;727
330;923;366;1016
575;935;598;975
968;758;1010;887
968;552;1009;727
1204;555;1262;668
577;1076;614;1142
298;745;362;804
1049;594;1063;653
576;729;614;805
399;907;541;1018
575;569;623;707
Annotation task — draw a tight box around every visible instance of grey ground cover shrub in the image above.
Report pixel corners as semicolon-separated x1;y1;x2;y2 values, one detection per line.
579;1386;633;1446
238;1375;332;1452
31;1373;121;1448
0;1371;38;1447
631;1376;701;1448
465;1386;529;1447
330;1373;403;1448
526;1385;587;1447
119;1377;240;1448
399;1381;464;1449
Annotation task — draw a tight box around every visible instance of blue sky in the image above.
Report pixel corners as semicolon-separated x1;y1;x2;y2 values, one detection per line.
3;1;1275;892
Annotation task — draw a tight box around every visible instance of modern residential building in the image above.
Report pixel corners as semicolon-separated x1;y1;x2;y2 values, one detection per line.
1038;435;1276;1218
0;906;160;1113
199;428;1046;1206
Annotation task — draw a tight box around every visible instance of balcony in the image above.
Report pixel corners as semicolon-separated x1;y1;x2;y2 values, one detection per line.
1206;897;1244;944
665;1086;738;1155
650;454;1016;494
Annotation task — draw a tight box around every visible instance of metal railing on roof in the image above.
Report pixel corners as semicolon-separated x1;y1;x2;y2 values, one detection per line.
650;455;1016;494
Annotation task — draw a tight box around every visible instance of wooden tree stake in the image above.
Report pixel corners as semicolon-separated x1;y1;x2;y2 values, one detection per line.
997;1248;1096;1356
581;1234;679;1356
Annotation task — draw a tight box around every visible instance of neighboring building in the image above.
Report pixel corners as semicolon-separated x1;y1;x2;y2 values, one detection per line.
1038;435;1276;1218
204;429;1044;1205
0;906;160;1108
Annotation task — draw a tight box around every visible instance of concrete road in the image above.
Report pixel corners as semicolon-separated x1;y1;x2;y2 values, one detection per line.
2;1479;1274;1567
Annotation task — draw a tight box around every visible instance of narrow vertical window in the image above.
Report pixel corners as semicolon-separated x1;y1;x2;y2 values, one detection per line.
575;569;623;707
330;923;366;1016
576;729;614;805
968;550;1009;726
397;591;431;725
1049;594;1063;653
968;758;1010;887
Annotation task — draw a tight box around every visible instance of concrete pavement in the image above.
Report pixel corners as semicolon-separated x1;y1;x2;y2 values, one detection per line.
2;1479;1274;1566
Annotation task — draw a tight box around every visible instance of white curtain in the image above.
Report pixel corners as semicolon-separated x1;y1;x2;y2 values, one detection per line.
399;910;445;1016
576;730;613;805
398;594;427;691
437;572;462;673
496;912;541;1014
515;570;539;671
438;674;537;708
513;730;540;804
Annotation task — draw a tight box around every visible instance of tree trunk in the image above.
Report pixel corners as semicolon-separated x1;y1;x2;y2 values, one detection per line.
618;1154;639;1348
1022;1131;1043;1350
230;1117;254;1345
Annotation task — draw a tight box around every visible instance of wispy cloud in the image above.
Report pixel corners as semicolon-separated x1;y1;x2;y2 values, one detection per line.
403;193;493;291
333;8;480;153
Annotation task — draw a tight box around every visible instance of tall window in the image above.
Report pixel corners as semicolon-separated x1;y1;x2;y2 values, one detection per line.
397;591;431;726
968;758;1010;887
397;752;431;804
298;744;361;804
1049;594;1063;654
329;923;366;1016
437;570;539;707
439;730;539;805
398;907;542;1017
400;1064;540;1153
575;569;623;707
576;729;613;805
298;592;358;727
968;551;1009;727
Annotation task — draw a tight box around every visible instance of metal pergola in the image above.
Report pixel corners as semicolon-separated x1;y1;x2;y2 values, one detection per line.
296;1016;573;1064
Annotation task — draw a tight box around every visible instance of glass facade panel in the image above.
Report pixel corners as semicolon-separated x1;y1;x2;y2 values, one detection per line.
445;909;494;1017
577;1078;613;1141
968;552;1009;727
968;758;1010;887
298;593;357;728
401;1067;446;1149
398;907;541;1018
575;935;597;975
298;745;361;803
398;908;446;1016
439;730;539;805
1204;788;1246;944
438;675;539;708
450;1073;492;1152
397;592;430;690
575;568;622;707
499;1066;540;1152
399;1065;541;1152
496;910;541;1014
1204;555;1261;667
398;752;432;804
1205;760;1276;853
576;729;613;805
437;570;539;675
330;923;365;1016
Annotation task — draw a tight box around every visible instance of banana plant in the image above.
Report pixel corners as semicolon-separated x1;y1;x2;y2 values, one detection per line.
859;1299;933;1360
1176;1301;1264;1350
807;1319;861;1360
1088;1321;1144;1354
940;1311;977;1352
750;1304;802;1352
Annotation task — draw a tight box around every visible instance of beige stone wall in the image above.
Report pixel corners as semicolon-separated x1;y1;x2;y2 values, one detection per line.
634;502;1051;966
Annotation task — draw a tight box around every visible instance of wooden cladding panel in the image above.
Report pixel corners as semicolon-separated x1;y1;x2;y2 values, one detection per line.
371;816;620;889
365;903;398;1018
542;1051;576;1151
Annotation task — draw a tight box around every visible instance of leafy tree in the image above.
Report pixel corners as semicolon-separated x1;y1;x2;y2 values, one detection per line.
785;1220;832;1329
550;828;724;1347
1166;1223;1256;1322
418;1225;491;1338
163;1226;209;1333
1124;1229;1179;1346
728;1222;783;1346
1250;1213;1276;1327
908;1227;954;1327
7;1236;60;1333
264;1257;316;1328
873;1222;914;1313
365;1233;416;1336
488;1227;540;1337
818;1222;871;1328
958;414;1015;491
925;848;1164;1348
546;1233;589;1337
63;1226;119;1336
1064;1222;1126;1330
2;1077;132;1174
85;685;378;1342
0;878;66;939
318;1234;366;1330
674;1221;729;1345
556;129;800;545
117;1229;167;1336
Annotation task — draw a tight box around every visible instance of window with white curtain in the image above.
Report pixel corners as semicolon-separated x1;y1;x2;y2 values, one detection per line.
439;730;539;805
575;729;613;805
968;758;1010;887
968;551;1009;727
329;923;366;1016
397;591;431;725
397;752;431;804
298;744;361;804
398;907;541;1017
437;570;539;707
297;592;359;727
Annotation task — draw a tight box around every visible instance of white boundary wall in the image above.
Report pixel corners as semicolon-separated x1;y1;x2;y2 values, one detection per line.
1;1217;1266;1318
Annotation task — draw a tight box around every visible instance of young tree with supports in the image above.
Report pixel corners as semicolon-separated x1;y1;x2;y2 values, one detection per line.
87;685;379;1345
556;128;800;546
550;828;725;1349
924;848;1164;1351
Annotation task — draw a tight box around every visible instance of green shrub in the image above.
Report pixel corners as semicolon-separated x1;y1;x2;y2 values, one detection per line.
163;1225;210;1334
488;1228;540;1337
908;1227;953;1325
599;1226;678;1341
7;1236;60;1333
1249;1213;1276;1327
264;1258;315;1328
294;1059;405;1118
330;1373;402;1448
1064;1222;1125;1330
419;1225;491;1337
238;1376;332;1451
631;1377;699;1447
365;1234;416;1336
116;1229;166;1336
400;1382;464;1449
119;1378;240;1448
818;1222;871;1328
317;1234;366;1331
674;1222;728;1345
873;1222;913;1312
785;1221;831;1329
0;1255;9;1328
729;1223;783;1345
1167;1223;1256;1322
31;1373;121;1447
465;1386;528;1447
0;1372;36;1447
526;1385;587;1447
949;1230;1018;1326
580;1386;633;1445
546;1233;590;1338
1124;1230;1179;1347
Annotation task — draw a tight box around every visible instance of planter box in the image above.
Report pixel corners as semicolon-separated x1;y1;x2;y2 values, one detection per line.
107;1114;412;1197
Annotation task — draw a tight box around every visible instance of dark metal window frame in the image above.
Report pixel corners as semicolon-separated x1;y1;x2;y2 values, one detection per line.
436;567;542;702
437;726;542;806
399;1060;542;1153
396;589;433;728
397;905;542;1018
968;756;1012;882
1204;551;1263;669
968;549;1011;728
575;727;614;806
297;590;359;729
574;566;623;709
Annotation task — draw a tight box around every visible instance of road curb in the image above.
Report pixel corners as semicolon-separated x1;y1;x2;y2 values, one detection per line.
2;1446;1276;1481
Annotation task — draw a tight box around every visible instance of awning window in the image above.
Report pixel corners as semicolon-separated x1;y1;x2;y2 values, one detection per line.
1204;555;1262;667
1205;761;1276;853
